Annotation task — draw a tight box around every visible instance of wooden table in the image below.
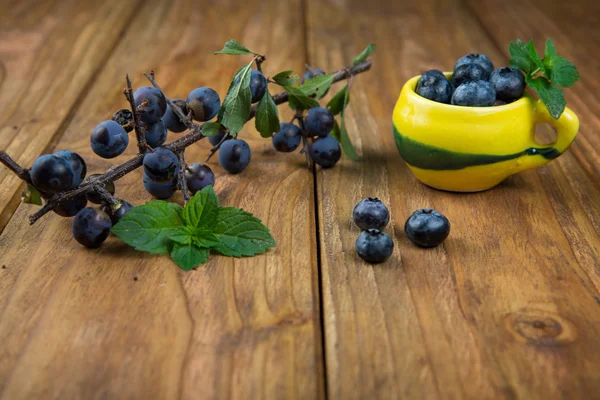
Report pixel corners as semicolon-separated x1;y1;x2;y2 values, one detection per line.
1;0;599;398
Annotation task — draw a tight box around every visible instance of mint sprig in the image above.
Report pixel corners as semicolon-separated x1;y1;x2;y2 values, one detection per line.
112;186;276;270
509;38;579;119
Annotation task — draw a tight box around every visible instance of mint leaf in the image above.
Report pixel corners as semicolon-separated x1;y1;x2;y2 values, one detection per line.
201;122;222;137
272;70;298;86
168;226;193;244
353;43;376;65
192;231;221;248
22;183;42;206
339;85;360;160
218;61;253;135
112;201;184;254
214;40;253;56
212;207;276;257
545;56;580;88
285;86;320;110
509;39;535;74
327;85;350;115
526;76;566;120
296;73;335;99
525;40;543;71
544;38;558;58
255;91;280;138
183;186;219;230
171;243;209;270
330;119;341;141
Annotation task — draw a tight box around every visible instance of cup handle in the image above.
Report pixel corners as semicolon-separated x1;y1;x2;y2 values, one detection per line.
516;100;579;172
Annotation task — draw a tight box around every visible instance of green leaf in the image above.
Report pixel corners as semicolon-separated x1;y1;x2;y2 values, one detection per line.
170;243;209;270
544;38;558;58
330;119;341;141
212;207;276;257
272;70;299;86
22;184;42;206
285;86;320;110
544;56;580;88
339;85;360;160
327;85;350;115
168;226;194;244
201;122;222;137
112;201;184;254
296;73;335;99
192;231;221;248
526;76;566;120
218;62;254;135
525;40;544;71
353;43;376;65
509;39;535;74
255;91;280;138
183;186;219;230
214;40;253;56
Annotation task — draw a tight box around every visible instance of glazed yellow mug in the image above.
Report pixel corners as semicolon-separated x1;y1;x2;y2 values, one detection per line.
392;73;579;192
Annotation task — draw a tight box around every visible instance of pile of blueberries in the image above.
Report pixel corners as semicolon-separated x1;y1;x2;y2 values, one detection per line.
415;53;526;107
352;198;451;264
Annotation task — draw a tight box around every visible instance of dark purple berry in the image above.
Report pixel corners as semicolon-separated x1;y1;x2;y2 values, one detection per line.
353;197;390;230
355;229;394;263
405;209;450;248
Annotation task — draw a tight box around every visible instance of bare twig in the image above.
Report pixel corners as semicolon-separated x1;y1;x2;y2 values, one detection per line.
124;74;149;153
177;152;190;202
205;129;230;162
0;152;31;183
295;111;312;169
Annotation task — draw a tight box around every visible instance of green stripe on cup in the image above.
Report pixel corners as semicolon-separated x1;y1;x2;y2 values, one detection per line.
392;125;561;171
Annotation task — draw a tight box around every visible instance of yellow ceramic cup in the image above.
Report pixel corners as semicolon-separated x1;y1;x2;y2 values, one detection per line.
392;73;579;192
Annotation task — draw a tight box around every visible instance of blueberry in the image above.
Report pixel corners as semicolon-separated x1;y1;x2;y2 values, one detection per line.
143;174;177;199
208;128;230;146
134;86;167;123
186;87;220;122
72;207;112;248
451;63;489;87
86;174;116;204
489;67;526;103
162;99;188;133
301;68;326;83
355;229;394;263
53;194;88;217
102;199;134;224
55;150;86;187
185;163;215;194
218;139;251;174
249;70;268;103
143;147;180;182
272;122;302;152
405;209;450;248
112;109;133;131
309;135;341;168
90;120;130;159
144;120;168;148
305;107;334;137
451;81;496;107
30;154;76;193
415;70;453;104
353;197;390;230
454;53;494;75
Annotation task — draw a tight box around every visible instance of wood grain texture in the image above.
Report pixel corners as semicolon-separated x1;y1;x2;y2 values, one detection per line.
0;0;141;232
0;0;325;399
306;0;600;399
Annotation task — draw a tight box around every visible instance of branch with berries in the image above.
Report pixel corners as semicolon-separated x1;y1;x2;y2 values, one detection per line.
0;40;375;270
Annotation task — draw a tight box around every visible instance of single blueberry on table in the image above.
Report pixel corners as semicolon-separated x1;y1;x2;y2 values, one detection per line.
208;128;230;146
53;194;88;217
249;70;268;103
86;174;116;204
55;150;87;187
454;53;494;75
162;99;188;133
185;163;215;194
30;154;77;193
219;139;251;174
309;135;341;169
415;69;453;104
143;174;177;199
355;229;394;264
102;199;134;224
72;207;112;248
451;81;496;107
144;120;168;148
305;107;334;137
143;147;180;182
405;209;450;248
134;86;167;123
186;87;220;122
451;63;489;87
112;109;133;131
272;122;302;152
489;67;526;103
353;197;390;230
90;120;130;159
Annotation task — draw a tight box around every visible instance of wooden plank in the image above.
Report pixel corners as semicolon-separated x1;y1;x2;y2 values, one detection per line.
0;0;324;399
306;0;600;399
0;0;141;231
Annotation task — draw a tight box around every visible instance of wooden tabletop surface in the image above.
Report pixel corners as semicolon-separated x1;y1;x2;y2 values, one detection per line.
1;0;599;399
